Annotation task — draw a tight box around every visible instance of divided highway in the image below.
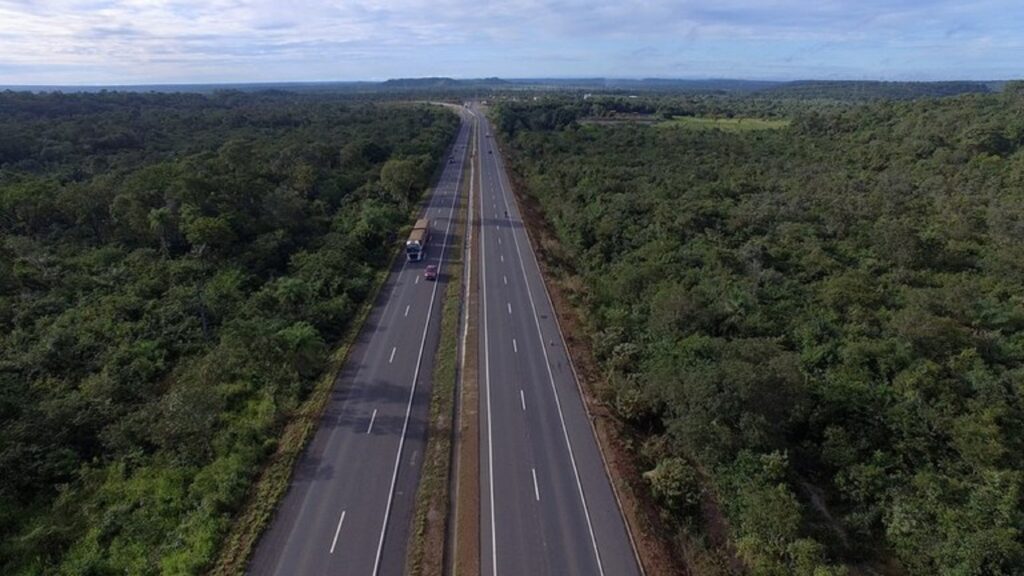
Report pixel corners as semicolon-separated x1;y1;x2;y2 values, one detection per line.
248;110;472;576
474;106;642;575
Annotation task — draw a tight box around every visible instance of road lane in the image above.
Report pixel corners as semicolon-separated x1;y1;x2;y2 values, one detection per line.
248;110;472;576
475;106;642;576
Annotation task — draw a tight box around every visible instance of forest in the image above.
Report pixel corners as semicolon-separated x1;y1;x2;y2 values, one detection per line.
0;91;459;573
494;86;1024;575
758;80;995;101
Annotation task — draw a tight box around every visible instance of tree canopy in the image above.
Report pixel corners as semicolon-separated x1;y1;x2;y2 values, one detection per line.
494;90;1024;575
0;90;459;574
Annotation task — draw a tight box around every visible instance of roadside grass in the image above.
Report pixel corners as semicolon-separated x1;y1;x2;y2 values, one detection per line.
657;115;790;131
208;257;394;576
405;126;470;576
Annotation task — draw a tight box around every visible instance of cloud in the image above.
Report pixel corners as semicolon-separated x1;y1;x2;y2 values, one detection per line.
0;0;1021;83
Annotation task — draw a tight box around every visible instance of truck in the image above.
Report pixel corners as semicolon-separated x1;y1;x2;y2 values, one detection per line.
406;218;430;261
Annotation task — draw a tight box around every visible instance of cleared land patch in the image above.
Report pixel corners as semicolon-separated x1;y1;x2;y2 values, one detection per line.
657;115;790;131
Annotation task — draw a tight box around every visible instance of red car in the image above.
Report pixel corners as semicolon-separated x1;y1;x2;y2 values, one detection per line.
424;264;438;281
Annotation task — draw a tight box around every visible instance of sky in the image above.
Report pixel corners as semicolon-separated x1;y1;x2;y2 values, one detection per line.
0;0;1022;85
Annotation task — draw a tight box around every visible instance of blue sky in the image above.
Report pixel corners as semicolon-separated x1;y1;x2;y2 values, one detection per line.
0;0;1021;85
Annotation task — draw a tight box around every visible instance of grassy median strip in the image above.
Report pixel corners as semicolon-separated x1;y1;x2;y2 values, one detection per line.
405;127;471;576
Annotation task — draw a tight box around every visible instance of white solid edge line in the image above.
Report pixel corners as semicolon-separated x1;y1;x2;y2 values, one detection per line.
531;468;540;501
330;510;346;554
367;408;378;434
479;114;499;576
489;121;606;576
370;121;468;576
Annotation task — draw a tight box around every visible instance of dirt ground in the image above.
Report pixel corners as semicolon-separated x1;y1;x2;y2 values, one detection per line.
452;131;481;576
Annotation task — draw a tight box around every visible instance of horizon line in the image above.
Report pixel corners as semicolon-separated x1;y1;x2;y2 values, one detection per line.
0;76;1017;90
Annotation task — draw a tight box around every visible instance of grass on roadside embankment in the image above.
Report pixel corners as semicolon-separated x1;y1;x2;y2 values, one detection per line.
657;115;790;131
208;258;394;576
405;125;471;576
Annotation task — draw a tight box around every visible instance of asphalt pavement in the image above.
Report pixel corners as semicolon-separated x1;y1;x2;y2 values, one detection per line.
247;110;472;576
474;107;642;576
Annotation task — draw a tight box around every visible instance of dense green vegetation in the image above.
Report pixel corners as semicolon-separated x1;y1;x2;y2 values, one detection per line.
759;80;995;101
0;91;459;574
495;87;1024;575
606;79;991;99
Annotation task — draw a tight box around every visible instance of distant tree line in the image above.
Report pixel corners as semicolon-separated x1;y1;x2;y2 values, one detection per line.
760;80;995;101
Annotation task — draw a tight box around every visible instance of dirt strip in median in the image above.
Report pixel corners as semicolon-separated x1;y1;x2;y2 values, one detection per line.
452;114;481;576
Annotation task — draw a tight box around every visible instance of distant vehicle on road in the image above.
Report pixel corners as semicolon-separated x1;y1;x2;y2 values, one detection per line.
406;218;430;261
424;264;438;281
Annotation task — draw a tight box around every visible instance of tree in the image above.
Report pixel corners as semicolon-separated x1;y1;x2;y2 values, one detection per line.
182;213;236;254
379;158;422;204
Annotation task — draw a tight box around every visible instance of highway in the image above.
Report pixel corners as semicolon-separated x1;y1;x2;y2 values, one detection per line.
248;110;472;576
473;106;642;576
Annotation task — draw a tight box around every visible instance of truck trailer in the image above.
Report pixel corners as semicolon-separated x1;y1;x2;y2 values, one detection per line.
406;218;430;261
